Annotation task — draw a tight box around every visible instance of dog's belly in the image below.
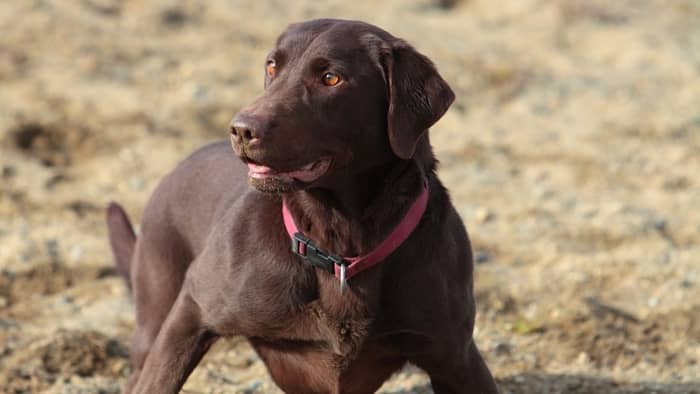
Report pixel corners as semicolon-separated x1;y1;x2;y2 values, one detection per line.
249;337;406;394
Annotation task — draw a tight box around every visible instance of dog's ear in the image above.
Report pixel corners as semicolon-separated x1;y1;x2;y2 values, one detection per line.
384;40;455;159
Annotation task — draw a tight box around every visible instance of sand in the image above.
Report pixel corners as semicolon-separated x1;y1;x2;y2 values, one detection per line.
1;0;699;392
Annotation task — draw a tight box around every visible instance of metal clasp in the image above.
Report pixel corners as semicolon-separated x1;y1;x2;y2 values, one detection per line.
292;232;345;275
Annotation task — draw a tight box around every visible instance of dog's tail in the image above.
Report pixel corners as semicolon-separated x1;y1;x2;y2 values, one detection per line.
106;202;136;290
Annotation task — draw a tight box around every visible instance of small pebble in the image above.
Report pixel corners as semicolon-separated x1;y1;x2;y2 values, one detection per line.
475;207;494;223
160;7;187;27
474;250;491;264
129;176;145;191
2;165;16;179
576;352;590;364
493;342;512;356
69;245;83;263
242;380;263;393
653;218;667;232
46;239;60;262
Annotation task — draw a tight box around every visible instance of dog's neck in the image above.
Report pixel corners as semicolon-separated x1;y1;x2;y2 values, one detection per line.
283;158;427;257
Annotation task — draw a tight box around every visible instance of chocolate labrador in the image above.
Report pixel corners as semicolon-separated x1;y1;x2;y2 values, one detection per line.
107;18;498;393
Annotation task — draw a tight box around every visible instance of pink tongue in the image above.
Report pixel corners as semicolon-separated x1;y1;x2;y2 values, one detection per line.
247;163;273;174
247;160;328;182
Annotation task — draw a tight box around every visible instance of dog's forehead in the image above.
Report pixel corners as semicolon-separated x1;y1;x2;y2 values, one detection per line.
275;19;387;60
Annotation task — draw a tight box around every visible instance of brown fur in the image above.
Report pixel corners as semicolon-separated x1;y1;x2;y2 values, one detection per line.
107;18;498;394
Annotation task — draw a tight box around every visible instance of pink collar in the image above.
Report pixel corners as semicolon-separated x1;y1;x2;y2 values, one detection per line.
282;184;429;281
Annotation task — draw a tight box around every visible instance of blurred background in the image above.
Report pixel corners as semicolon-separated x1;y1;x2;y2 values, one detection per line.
1;0;699;393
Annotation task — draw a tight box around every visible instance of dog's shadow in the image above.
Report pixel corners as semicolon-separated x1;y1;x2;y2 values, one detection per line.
382;373;699;394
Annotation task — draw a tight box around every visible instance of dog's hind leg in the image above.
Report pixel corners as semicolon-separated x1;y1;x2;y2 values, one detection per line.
130;284;217;394
123;228;194;393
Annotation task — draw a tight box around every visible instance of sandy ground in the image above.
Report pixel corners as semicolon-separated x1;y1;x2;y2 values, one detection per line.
1;0;699;393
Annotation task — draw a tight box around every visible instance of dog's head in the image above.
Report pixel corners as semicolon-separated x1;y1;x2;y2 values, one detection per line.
230;19;454;193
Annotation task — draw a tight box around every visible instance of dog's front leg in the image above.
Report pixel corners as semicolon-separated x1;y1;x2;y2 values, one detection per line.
412;340;499;394
130;288;217;394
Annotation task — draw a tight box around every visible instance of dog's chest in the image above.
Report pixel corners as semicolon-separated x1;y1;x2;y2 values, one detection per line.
309;290;372;359
258;275;373;359
246;282;396;393
200;258;373;351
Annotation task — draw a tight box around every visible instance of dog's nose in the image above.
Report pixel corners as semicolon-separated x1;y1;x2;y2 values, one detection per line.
230;116;262;146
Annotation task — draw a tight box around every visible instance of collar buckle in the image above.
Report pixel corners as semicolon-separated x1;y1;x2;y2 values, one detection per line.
292;232;345;273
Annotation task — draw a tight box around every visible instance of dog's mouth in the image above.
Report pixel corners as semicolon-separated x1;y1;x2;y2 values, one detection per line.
246;158;331;184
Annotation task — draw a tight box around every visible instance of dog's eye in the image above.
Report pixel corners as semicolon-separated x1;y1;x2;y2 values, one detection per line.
322;72;341;86
266;60;277;77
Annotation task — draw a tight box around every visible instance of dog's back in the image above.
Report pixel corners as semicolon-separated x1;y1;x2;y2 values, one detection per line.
107;141;249;283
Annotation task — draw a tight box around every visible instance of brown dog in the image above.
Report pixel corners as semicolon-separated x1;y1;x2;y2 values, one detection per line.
107;19;498;394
